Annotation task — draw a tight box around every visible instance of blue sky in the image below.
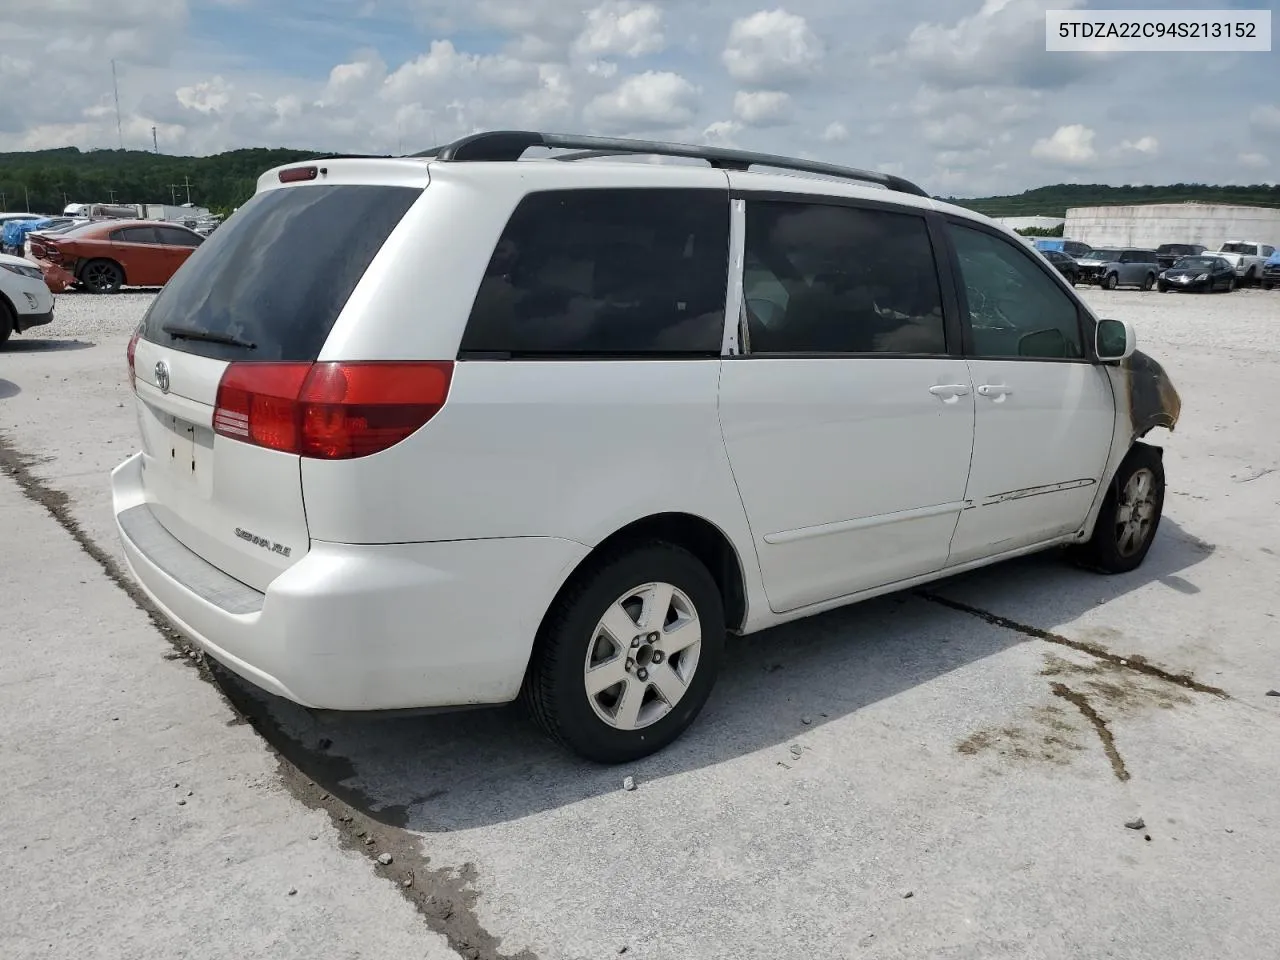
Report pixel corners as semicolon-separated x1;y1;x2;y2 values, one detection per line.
1;0;1276;196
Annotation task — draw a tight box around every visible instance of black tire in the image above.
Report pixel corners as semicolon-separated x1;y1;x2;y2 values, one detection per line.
1157;282;1169;293
80;259;123;294
1072;444;1165;574
1263;280;1274;291
1140;273;1154;291
0;299;13;346
1244;268;1257;287
1103;272;1118;290
522;541;726;763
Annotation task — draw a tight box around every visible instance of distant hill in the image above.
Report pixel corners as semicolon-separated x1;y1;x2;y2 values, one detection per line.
2;145;1277;218
0;146;351;217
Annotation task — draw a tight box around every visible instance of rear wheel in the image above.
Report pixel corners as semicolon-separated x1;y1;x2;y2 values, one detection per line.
1103;272;1118;290
1263;280;1274;291
522;542;726;763
1243;267;1257;287
80;259;123;294
1140;273;1155;291
1073;444;1165;574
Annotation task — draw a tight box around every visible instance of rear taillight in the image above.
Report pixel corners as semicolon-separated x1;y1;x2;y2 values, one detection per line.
126;329;140;389
213;362;453;459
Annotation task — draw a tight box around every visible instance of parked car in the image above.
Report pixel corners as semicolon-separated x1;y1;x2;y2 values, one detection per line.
1262;251;1280;290
0;251;55;346
1040;248;1080;284
1033;237;1092;258
1212;241;1276;286
1075;248;1161;290
2;216;78;256
1157;255;1236;293
32;220;205;293
112;130;1181;763
1155;243;1206;271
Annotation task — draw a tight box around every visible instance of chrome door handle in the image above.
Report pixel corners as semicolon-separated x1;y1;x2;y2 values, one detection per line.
977;384;1013;398
929;384;971;401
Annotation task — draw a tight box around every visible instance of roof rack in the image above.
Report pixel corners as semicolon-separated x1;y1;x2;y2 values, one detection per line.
411;130;929;198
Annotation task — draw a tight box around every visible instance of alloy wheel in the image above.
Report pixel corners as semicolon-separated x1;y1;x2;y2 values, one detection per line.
1114;468;1158;558
583;581;702;731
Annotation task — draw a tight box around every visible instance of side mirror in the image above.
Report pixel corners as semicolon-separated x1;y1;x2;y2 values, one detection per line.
1096;318;1135;361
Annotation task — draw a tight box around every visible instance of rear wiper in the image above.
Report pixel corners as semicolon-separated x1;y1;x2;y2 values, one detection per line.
162;324;257;349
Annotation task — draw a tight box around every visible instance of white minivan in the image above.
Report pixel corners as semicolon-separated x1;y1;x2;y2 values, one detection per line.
113;131;1182;762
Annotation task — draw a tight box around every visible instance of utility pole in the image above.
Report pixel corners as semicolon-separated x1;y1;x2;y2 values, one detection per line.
24;186;30;212
111;60;124;150
107;189;117;203
181;176;194;204
0;191;7;211
152;126;159;154
169;184;179;205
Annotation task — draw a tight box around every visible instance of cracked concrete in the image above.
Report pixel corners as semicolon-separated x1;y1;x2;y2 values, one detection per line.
2;286;1279;959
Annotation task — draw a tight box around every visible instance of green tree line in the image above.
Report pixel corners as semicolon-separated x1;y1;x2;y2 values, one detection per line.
2;145;1277;219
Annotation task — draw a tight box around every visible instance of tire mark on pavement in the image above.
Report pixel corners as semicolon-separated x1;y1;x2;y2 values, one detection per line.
0;432;533;960
919;592;1227;698
1049;682;1130;782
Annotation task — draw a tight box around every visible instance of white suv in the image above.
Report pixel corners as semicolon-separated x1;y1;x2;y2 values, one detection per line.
0;251;55;346
112;131;1182;763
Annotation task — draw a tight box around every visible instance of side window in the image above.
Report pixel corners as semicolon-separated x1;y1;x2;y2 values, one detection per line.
1264;245;1275;257
157;226;200;246
460;188;729;356
118;226;159;245
949;222;1085;361
740;200;946;355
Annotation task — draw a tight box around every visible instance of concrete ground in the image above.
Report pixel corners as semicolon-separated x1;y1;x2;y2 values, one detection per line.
1;285;1277;960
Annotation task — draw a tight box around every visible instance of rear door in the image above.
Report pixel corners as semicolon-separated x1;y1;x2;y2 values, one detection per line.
942;219;1115;564
154;225;204;281
718;193;975;613
131;176;423;591
109;225;165;285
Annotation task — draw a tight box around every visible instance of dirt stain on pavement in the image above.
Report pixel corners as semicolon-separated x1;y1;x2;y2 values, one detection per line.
1049;682;1130;782
0;432;534;960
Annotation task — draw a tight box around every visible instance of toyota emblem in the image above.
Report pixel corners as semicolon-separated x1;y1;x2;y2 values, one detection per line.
155;360;171;394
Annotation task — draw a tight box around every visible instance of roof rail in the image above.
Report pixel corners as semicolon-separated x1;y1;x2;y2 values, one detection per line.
411;130;929;198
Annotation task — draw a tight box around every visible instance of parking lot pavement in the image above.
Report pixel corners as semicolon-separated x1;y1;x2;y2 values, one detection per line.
2;287;1279;959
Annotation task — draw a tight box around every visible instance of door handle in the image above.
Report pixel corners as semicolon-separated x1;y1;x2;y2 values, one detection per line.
929;384;971;403
977;384;1013;399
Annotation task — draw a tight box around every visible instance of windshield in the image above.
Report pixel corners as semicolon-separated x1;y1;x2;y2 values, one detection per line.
141;183;421;362
1220;243;1257;255
1173;257;1215;269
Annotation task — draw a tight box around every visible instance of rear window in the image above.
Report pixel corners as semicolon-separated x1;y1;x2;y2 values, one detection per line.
460;188;729;357
141;184;420;361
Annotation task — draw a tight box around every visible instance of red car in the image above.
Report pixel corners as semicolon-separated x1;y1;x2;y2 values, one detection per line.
31;220;204;294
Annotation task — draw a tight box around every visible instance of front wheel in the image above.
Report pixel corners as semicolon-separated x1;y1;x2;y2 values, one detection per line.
1263;280;1274;291
80;259;123;294
522;542;726;763
1157;282;1170;293
0;301;13;346
1243;268;1257;287
1072;445;1165;574
1103;272;1118;290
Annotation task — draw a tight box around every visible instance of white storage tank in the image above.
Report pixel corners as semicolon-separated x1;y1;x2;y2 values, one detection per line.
1064;203;1280;250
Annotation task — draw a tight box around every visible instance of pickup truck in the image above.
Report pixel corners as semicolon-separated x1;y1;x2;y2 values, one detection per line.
1212;241;1277;286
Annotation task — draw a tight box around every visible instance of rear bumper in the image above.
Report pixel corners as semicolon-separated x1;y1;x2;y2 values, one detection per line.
35;259;75;293
111;452;590;711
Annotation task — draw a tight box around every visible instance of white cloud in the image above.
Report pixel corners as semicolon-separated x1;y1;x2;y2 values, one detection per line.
1030;124;1097;165
175;77;232;116
1239;151;1269;169
1250;103;1280;135
1119;135;1159;156
733;90;793;127
723;10;823;87
574;2;664;59
820;121;849;143
584;71;699;132
703;120;743;146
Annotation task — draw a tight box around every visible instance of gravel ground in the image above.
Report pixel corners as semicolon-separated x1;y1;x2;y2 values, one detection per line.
2;284;1279;960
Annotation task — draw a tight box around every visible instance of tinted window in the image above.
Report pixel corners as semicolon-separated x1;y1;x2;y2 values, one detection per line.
461;189;728;356
950;222;1084;360
739;201;945;355
142;184;420;361
112;226;160;244
156;226;202;247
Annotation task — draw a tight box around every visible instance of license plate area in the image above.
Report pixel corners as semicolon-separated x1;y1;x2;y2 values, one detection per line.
162;414;198;482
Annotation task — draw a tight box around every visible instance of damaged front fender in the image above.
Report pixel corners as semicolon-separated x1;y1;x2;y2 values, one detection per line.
1110;349;1181;441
